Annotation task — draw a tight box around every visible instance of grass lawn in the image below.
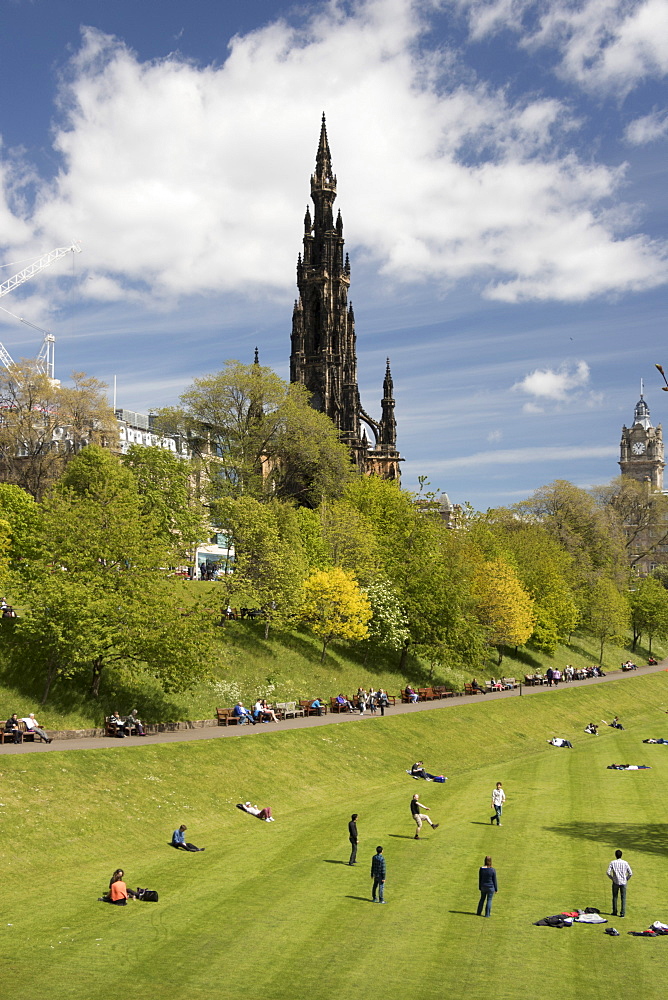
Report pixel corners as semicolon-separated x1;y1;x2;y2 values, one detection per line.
3;671;668;999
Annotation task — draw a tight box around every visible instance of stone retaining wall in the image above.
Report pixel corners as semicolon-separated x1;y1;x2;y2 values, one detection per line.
46;718;218;741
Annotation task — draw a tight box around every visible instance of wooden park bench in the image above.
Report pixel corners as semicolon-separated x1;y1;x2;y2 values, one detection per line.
464;683;484;696
418;687;437;701
330;697;353;713
299;700;328;717
215;707;242;727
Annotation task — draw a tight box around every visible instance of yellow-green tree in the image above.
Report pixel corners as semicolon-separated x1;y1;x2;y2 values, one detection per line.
298;567;372;663
472;558;535;664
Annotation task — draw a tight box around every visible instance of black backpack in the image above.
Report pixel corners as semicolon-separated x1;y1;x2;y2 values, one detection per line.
136;888;159;902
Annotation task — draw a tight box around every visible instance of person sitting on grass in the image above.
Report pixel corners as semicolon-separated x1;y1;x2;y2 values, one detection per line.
99;869;137;905
604;716;624;730
172;824;205;851
584;723;599;735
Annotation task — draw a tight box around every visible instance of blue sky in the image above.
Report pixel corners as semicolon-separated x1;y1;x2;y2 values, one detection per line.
1;0;667;509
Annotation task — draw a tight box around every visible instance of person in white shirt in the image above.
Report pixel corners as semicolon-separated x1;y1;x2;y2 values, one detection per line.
607;850;632;917
22;713;51;743
490;782;506;825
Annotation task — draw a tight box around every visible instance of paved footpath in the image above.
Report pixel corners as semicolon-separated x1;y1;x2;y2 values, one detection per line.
2;659;667;756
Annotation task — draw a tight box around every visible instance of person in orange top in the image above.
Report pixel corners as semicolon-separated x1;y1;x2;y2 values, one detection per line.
100;869;136;905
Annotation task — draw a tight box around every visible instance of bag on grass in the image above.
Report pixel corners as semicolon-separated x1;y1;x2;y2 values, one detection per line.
136;887;159;902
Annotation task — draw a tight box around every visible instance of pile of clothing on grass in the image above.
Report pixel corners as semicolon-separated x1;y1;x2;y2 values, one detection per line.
534;908;606;928
607;764;651;770
628;921;668;936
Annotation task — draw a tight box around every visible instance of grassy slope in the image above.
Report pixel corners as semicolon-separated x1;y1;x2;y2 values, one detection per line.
0;590;664;730
2;670;668;1000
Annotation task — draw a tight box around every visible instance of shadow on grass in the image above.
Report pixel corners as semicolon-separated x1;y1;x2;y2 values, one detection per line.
470;821;494;826
388;834;418;840
323;860;349;865
345;896;372;903
546;822;668;858
449;911;479;916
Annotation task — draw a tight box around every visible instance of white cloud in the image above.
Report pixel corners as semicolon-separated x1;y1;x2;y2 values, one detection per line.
487;428;503;441
458;0;668;94
0;0;665;308
426;443;618;470
512;359;604;411
514;359;590;400
625;109;668;144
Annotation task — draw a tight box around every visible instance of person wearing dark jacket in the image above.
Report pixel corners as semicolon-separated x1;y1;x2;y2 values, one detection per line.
348;813;358;865
4;714;21;744
477;855;498;917
370;846;386;903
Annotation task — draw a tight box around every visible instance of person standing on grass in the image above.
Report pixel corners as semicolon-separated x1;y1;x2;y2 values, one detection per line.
477;856;498;917
348;813;359;865
607;850;632;917
371;846;386;903
490;782;505;825
411;793;439;839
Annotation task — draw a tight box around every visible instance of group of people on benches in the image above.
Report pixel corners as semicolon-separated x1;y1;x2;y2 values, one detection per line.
4;712;52;744
108;710;145;737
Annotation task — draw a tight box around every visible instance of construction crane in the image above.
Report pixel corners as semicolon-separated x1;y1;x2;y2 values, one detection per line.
0;242;82;379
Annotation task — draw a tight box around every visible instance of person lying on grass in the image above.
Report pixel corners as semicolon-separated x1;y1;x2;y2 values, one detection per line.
606;764;651;770
548;738;573;748
643;738;668;744
172;824;205;851
236;802;274;821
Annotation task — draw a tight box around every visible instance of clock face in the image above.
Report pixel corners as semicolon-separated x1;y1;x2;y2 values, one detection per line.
632;441;646;455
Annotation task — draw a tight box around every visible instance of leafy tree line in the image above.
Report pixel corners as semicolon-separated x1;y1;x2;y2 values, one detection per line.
1;359;667;712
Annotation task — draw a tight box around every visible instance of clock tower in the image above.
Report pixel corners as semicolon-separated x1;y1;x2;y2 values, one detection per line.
619;385;664;490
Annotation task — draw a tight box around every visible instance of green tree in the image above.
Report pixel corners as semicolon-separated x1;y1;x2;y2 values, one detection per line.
155;361;352;505
629;575;668;653
123;444;208;566
516;480;626;584
298;567;371;663
0;364;117;499
584;578;629;662
472;557;535;664
214;496;307;638
21;448;216;699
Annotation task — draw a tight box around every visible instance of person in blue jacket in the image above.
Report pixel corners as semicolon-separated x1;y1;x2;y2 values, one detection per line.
477;855;498;917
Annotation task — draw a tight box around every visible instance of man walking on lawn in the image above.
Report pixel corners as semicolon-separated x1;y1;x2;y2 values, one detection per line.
371;846;386;903
491;782;505;825
607;849;632;917
411;793;439;839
